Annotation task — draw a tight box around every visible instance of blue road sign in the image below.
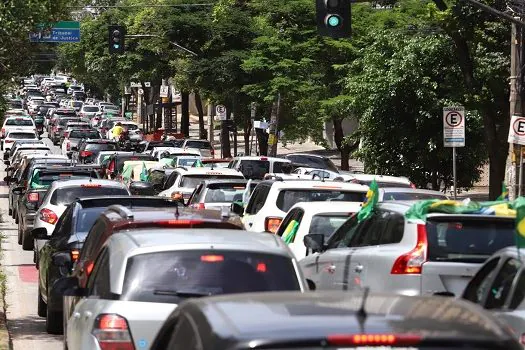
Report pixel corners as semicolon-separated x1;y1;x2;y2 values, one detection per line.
29;25;80;43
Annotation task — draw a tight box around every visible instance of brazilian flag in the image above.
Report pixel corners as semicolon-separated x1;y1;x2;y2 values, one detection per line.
192;159;204;168
497;182;509;201
140;162;148;181
357;179;379;222
282;220;299;244
516;197;525;248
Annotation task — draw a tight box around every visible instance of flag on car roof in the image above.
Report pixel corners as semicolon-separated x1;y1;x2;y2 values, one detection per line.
515;197;525;249
140;162;148;181
497;182;509;201
192;159;204;168
29;170;46;189
357;179;379;222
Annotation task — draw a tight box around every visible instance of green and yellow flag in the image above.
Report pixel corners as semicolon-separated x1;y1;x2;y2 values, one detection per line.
192;159;204;168
357;179;379;222
497;182;509;201
140;162;148;181
282;220;299;244
515;197;525;249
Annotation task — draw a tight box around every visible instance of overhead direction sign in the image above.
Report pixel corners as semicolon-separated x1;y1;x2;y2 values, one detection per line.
508;115;525;146
29;21;80;43
443;106;465;147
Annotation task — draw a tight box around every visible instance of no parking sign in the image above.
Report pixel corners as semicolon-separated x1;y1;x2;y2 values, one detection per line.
443;106;465;147
508;115;525;145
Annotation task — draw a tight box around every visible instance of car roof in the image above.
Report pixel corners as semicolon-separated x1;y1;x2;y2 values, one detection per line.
289;201;362;214
73;196;179;209
48;178;127;189
174;291;513;346
234;156;291;162
259;179;369;192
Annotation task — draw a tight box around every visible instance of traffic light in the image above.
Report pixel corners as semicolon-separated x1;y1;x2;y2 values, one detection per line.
108;25;126;54
316;0;351;38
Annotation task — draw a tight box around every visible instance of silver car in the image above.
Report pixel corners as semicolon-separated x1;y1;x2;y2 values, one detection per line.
462;247;525;343
301;201;516;297
32;179;130;256
62;225;307;350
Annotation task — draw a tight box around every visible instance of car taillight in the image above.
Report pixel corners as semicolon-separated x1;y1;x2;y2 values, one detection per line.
27;192;39;202
4;139;13;143
391;224;427;275
193;203;206;209
327;334;421;346
265;217;282;234
79;150;93;158
92;314;135;350
70;249;80;262
39;208;58;225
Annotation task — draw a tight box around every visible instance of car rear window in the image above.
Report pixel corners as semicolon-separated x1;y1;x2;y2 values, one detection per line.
121;250;300;303
172;157;200;167
426;217;515;263
185;140;211;149
204;184;247;203
286;155;339;172
5;119;33;126
50;186;128;205
70;130;100;139
76;207;106;233
116;155;155;172
239;160;270;179
55;111;77;117
276;190;365;212
180;175;244;188
8;133;35;139
309;214;350;239
85;143;117;152
383;192;448;200
31;171;94;188
83;106;99;112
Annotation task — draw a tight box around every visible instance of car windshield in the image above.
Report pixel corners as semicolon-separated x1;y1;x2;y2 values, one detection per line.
309;214;351;239
83;106;99;112
382;191;448;200
426;218;516;263
121;250;300;303
180;175;244;188
50;186;128;205
276;190;365;212
8;133;35;139
204;184;247;203
175;157;200;167
75;207;106;233
239;160;270;179
5;119;33;126
185;140;211;149
70;130;100;139
85;143;117;152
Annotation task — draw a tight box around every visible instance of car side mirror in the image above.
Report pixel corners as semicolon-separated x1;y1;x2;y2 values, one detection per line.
230;202;244;216
31;227;49;240
12;186;24;195
51;276;87;298
52;252;72;267
434;291;455;297
306;279;316;291
303;234;325;253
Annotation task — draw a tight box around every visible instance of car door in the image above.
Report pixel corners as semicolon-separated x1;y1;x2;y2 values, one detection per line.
497;267;525;339
242;185;270;231
68;249;110;348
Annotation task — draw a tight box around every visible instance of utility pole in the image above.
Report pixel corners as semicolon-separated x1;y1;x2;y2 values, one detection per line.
268;93;281;157
507;21;522;199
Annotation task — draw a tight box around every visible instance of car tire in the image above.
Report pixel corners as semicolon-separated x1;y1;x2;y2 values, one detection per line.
46;307;63;335
22;230;34;251
37;285;47;317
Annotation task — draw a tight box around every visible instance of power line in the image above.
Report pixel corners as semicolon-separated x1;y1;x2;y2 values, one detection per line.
66;3;213;9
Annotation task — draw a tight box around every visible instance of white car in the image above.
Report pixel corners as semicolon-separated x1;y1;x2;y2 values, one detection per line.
79;105;100;120
181;139;214;158
158;167;245;201
1;116;36;140
237;180;369;234
275;201;362;260
3;129;39;153
27;96;46;114
154;147;201;160
32;179;131;256
334;173;415;188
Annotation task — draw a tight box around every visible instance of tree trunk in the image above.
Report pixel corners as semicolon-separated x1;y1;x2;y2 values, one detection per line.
155;99;162;130
195;91;206;139
221;115;232;158
244;119;251;155
181;91;190;137
333;117;349;171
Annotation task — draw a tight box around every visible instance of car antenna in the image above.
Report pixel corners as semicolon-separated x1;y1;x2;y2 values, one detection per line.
356;287;370;332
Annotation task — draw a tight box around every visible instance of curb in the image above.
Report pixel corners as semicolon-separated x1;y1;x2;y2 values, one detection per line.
0;215;11;350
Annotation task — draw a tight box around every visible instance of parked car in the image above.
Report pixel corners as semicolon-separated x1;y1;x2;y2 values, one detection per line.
150;291;522;350
300;201;516;297
58;225;305;348
33;196;181;334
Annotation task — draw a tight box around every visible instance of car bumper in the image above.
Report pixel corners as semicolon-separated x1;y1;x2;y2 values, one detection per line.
23;213;36;232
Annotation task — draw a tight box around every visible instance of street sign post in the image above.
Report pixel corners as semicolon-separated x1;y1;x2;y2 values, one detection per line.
508;115;525;196
216;105;227;121
29;21;80;43
443;106;466;200
160;86;169;98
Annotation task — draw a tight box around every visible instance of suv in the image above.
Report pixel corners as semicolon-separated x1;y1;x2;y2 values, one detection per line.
33;196;182;334
1;116;35;145
228;156;292;180
300;201;516;297
236;180;368;233
50;116;81;145
158;167;244;201
76;139;119;164
181;139;214;158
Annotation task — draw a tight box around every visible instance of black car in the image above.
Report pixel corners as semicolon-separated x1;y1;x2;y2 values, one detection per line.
284;153;339;172
16;166;100;250
104;153;156;179
76;139;119;164
35;196;183;334
150;291;522;350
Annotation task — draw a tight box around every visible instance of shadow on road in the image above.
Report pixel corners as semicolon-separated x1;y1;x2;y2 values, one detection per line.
7;315;62;342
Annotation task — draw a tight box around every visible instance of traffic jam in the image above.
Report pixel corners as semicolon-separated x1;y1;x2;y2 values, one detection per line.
3;76;525;349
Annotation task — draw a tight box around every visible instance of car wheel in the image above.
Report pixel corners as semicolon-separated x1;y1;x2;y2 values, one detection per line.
22;230;34;251
46;307;63;334
37;285;47;317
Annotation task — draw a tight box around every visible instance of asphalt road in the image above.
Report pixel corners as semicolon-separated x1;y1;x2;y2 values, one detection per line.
1;135;63;349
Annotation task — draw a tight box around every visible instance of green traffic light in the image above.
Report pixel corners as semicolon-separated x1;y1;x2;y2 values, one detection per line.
113;44;120;49
326;14;341;27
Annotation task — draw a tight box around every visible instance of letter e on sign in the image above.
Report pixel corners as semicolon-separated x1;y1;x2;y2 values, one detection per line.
508;115;525;146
